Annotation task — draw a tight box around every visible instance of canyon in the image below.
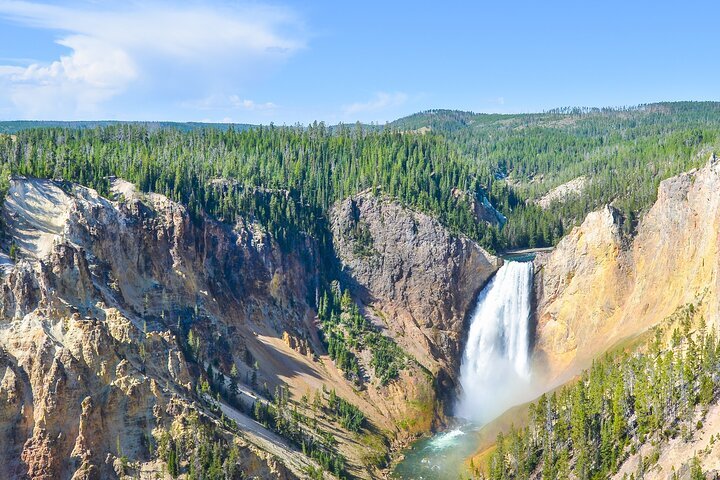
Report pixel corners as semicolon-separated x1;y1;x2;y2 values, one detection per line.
0;148;719;479
0;177;499;479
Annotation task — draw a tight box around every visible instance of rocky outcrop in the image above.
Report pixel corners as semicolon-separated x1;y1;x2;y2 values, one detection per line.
535;176;588;209
534;155;720;382
0;178;494;478
329;193;501;389
532;205;632;375
0;178;322;479
451;188;505;225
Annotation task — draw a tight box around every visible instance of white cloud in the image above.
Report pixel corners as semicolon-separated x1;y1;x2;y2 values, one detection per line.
228;95;277;111
181;94;277;112
343;91;409;115
0;1;305;119
1;34;138;117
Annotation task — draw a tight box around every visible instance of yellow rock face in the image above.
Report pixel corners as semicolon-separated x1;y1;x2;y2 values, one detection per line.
534;156;720;385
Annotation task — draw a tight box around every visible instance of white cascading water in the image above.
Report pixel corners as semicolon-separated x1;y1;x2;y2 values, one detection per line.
456;260;534;423
393;261;535;478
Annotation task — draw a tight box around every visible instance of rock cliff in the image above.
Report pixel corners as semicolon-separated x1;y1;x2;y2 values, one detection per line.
329;193;501;397
0;177;319;479
0;178;495;478
534;155;720;383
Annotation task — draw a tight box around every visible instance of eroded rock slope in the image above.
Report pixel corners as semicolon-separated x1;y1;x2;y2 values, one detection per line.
330;193;501;399
0;178;495;479
534;155;720;383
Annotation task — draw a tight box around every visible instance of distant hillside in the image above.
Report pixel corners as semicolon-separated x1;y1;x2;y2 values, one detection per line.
2;101;719;253
391;101;720;248
389;109;516;132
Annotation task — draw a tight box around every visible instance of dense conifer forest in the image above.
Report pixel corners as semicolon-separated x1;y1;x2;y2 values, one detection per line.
481;301;719;480
391;102;720;243
1;102;718;253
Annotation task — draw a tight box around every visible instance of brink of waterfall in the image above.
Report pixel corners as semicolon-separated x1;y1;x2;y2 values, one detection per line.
456;260;534;424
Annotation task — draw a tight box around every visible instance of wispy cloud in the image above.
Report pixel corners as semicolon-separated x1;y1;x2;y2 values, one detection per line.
229;96;278;111
182;94;278;112
343;91;409;115
0;0;305;119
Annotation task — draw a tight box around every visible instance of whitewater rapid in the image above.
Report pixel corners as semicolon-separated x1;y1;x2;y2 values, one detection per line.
456;260;534;423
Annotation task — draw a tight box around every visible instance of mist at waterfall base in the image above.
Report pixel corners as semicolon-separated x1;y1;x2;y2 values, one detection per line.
456;260;534;423
394;261;535;479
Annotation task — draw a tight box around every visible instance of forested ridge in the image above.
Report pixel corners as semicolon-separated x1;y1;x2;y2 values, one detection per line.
391;101;720;246
0;120;254;134
2;101;719;254
0;123;498;251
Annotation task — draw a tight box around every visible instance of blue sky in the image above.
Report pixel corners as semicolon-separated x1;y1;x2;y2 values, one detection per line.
0;0;718;123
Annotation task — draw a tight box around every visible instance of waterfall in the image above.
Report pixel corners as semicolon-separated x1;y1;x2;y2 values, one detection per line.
456;260;534;423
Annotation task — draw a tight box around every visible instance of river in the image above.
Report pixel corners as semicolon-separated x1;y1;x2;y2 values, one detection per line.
393;260;535;479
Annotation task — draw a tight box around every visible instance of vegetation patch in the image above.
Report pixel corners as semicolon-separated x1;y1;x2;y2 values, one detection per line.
318;284;406;385
478;300;719;480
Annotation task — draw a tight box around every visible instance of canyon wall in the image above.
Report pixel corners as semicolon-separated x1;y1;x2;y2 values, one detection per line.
534;155;720;383
330;193;501;396
0;179;496;478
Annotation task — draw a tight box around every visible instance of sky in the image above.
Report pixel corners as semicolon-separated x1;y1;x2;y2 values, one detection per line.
0;0;718;124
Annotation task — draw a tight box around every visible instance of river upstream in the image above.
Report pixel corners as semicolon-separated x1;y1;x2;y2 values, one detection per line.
393;260;535;479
